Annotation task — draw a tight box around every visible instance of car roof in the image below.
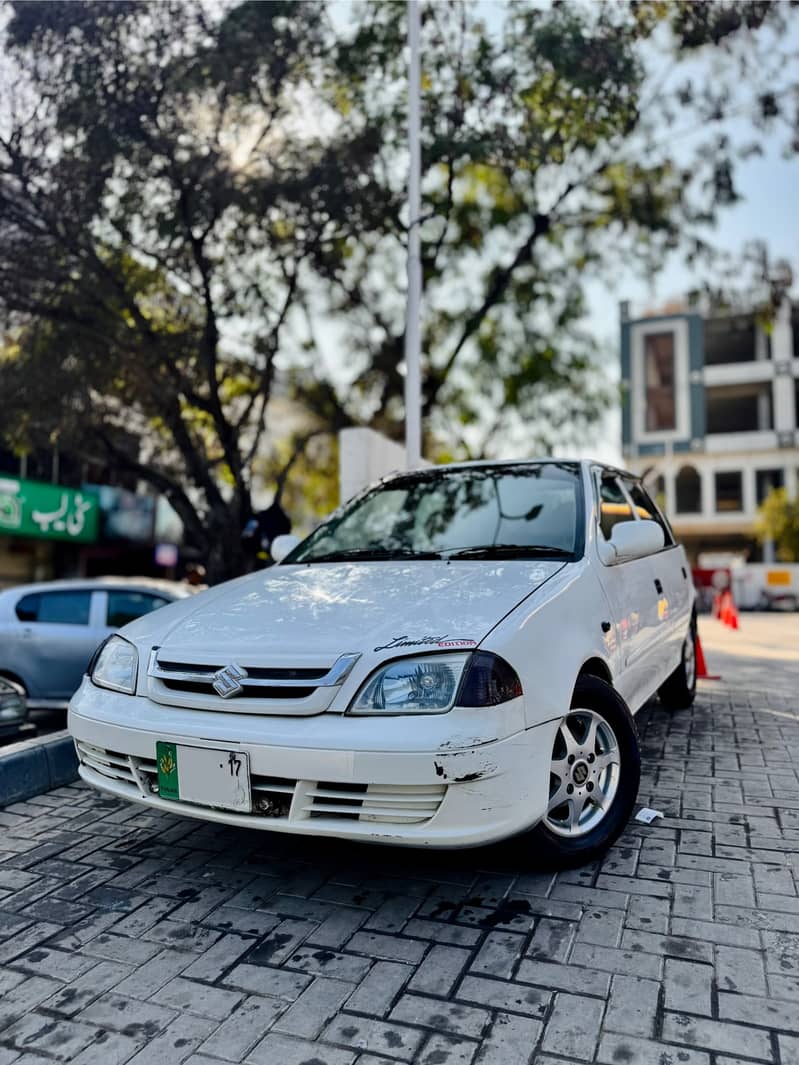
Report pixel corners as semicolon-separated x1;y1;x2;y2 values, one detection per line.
0;577;191;600
377;458;640;482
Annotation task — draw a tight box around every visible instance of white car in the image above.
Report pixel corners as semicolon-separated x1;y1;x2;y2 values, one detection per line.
68;461;696;867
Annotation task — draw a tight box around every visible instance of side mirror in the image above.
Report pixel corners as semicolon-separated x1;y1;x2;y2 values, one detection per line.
607;520;664;563
270;534;301;564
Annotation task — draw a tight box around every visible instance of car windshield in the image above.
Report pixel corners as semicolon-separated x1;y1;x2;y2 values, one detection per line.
289;462;582;563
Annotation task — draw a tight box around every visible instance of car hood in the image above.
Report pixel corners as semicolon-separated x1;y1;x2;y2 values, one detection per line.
125;559;567;664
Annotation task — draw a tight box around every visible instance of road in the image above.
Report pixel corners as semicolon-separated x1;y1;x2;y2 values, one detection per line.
1;618;798;1063
698;610;799;692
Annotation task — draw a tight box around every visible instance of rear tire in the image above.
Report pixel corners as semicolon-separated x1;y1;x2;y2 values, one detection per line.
658;622;697;710
522;675;641;870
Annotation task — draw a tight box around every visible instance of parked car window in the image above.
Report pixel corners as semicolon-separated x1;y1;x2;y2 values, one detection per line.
106;591;170;629
15;593;40;622
624;480;675;547
36;591;91;626
598;475;636;539
291;463;582;561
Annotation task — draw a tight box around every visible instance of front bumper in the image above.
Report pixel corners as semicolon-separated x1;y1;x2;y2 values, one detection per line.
68;679;559;848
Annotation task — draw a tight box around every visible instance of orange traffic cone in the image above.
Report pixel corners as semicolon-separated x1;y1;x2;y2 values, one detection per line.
695;632;720;680
727;600;739;630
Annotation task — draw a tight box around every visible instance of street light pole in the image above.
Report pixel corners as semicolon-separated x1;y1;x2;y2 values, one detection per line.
404;0;422;469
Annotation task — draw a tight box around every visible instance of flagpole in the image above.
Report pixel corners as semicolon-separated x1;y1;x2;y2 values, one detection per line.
404;0;422;469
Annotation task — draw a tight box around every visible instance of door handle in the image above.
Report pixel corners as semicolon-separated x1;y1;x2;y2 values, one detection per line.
21;626;33;640
654;579;663;594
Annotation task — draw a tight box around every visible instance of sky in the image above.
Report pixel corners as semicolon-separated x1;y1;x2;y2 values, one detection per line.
476;1;799;467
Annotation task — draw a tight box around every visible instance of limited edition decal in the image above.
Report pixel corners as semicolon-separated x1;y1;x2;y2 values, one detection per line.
373;635;478;653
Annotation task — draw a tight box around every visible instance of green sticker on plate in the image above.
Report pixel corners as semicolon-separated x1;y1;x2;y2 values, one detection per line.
156;741;179;801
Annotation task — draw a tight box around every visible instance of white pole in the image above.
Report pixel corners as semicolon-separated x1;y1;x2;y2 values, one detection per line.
404;0;422;469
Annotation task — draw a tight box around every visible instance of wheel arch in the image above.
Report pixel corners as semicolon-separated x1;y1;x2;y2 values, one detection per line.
0;670;29;695
576;656;613;687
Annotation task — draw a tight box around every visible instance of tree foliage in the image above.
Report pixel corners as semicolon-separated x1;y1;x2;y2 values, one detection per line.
756;488;799;562
1;0;798;579
316;0;799;455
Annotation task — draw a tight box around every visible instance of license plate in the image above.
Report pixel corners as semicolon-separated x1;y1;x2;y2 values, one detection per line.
156;742;252;813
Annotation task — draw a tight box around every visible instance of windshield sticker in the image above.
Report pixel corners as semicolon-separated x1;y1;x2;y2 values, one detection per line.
374;635;477;653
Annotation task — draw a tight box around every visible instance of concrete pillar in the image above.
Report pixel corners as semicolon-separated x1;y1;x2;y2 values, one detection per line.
784;466;798;503
742;466;756;519
758;389;772;431
772;299;793;363
773;374;796;435
700;466;713;517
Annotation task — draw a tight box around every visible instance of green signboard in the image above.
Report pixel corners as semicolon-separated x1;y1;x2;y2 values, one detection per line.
0;476;99;544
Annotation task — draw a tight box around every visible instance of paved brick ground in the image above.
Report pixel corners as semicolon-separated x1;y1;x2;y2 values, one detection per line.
2;682;799;1065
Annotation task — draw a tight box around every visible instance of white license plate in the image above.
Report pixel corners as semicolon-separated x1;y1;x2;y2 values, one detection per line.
164;743;251;813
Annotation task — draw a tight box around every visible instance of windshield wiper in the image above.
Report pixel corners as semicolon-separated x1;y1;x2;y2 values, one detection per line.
444;544;574;560
300;547;443;564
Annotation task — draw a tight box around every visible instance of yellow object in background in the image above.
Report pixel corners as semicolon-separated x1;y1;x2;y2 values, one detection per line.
767;570;792;587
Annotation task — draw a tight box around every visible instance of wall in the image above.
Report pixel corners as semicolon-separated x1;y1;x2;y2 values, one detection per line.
338;428;411;503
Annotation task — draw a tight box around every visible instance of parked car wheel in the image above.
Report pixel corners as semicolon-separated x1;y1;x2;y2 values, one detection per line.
522;675;641;869
658;622;697;710
0;675;29;739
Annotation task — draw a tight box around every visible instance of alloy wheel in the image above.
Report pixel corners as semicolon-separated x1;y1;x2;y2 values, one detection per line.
545;709;621;837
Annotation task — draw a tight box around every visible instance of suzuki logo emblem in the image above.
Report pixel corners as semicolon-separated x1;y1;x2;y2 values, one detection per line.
212;662;248;698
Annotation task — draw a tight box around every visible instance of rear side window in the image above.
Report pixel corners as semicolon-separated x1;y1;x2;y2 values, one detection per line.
106;591;169;629
624;480;675;547
598;476;635;540
15;593;40;622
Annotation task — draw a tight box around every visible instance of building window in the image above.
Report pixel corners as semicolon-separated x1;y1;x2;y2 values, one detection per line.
715;472;743;512
756;469;784;505
644;333;676;431
704;314;759;365
706;383;772;434
675;466;702;514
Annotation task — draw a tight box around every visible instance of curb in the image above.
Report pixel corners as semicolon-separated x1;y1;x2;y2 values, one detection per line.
0;730;78;807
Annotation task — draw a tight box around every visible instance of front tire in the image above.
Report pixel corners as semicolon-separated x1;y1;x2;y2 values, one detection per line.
658;622;697;710
523;675;641;869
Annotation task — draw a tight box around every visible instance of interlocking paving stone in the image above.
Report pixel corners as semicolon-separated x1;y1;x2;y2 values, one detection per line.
540;991;604;1061
347;961;412;1017
663;958;713;1016
2;683;799;1064
273;977;356;1039
320;1014;425;1061
603;974;660;1038
196;994;286;1060
597;1032;710;1065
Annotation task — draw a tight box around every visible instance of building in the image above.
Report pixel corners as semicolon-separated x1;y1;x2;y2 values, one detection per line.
620;297;799;563
0;446;183;589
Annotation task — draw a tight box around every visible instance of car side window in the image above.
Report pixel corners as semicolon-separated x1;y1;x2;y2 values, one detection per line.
623;480;675;547
106;591;169;629
15;593;40;622
598;475;636;540
35;591;92;626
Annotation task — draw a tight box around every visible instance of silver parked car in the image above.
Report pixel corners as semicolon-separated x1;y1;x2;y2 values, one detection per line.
0;578;191;707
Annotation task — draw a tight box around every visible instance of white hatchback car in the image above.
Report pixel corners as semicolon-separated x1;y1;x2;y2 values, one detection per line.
69;461;696;867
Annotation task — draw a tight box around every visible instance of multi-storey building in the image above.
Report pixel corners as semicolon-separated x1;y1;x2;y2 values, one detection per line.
621;298;799;562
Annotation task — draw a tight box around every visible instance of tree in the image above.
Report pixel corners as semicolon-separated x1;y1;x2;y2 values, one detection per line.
2;0;799;581
308;0;799;455
0;1;376;581
756;488;799;562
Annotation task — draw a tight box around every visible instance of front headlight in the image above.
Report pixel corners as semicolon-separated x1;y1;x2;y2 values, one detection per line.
90;636;139;695
349;653;470;715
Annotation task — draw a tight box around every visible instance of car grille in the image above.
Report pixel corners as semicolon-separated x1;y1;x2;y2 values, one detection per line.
146;650;360;715
75;741;447;827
